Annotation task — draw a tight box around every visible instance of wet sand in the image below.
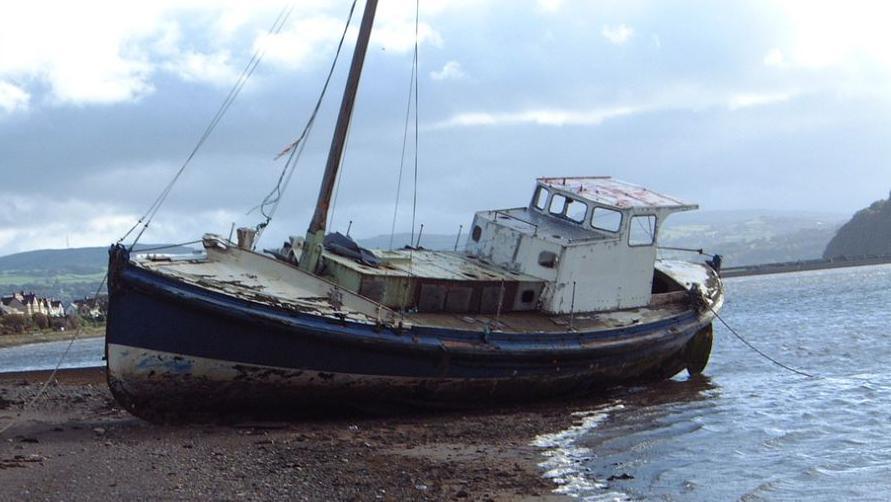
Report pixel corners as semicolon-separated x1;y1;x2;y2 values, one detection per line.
0;368;572;501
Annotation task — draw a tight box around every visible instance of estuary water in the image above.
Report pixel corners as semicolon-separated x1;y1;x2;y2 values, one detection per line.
535;263;891;500
0;337;104;373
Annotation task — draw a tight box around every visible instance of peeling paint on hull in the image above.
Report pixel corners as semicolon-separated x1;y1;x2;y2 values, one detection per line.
105;245;722;416
107;344;689;417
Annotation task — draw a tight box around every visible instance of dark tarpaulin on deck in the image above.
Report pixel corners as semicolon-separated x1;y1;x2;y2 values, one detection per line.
324;232;381;267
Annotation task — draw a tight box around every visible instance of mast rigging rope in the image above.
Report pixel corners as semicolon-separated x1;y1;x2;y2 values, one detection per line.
389;0;421;250
388;31;418;250
120;5;295;250
410;0;421;246
255;0;360;239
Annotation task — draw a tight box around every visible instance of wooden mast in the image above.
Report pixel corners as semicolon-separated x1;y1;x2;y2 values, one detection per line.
300;0;378;272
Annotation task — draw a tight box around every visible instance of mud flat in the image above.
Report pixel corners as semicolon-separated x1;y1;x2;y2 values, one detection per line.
0;368;579;501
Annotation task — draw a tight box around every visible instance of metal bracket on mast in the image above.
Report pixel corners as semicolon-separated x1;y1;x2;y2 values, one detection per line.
300;0;379;273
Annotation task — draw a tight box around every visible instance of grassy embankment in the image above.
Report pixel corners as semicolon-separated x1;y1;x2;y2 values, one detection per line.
0;324;105;349
0;271;106;286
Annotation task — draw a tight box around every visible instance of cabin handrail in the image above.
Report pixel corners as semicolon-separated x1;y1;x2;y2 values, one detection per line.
493;210;539;235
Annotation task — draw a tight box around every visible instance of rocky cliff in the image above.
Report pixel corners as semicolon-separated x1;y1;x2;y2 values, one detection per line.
823;192;891;259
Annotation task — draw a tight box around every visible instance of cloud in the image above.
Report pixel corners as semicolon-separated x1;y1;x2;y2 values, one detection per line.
601;24;634;45
0;2;170;105
0;191;244;255
3;0;891;258
253;15;349;70
430;61;466;81
537;0;563;13
763;48;786;67
727;91;796;110
434;85;802;129
0;81;29;113
0;194;137;254
773;0;891;72
432;106;640;128
0;1;449;109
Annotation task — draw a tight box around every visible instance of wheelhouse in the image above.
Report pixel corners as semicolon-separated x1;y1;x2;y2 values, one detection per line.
466;177;697;313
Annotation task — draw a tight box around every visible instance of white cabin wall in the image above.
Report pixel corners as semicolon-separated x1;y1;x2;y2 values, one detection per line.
510;233;561;281
465;214;561;281
543;240;656;313
476;217;521;269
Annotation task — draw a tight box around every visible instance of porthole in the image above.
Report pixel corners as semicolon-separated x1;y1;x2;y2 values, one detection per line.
520;289;536;303
538;251;557;268
471;225;482;242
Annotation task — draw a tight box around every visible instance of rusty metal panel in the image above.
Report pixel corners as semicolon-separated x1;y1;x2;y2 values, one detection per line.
537;176;698;211
359;277;386;303
444;287;473;313
418;283;447;312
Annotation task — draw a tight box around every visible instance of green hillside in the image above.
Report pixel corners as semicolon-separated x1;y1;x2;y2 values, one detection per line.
0;244;200;302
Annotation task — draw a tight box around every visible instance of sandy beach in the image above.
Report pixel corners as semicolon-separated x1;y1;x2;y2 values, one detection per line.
0;367;579;501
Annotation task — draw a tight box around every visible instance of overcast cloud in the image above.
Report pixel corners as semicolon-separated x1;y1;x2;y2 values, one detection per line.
1;0;890;255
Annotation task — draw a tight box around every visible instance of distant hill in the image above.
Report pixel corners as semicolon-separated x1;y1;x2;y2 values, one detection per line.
0;244;200;302
659;210;846;266
823;193;891;259
359;211;847;267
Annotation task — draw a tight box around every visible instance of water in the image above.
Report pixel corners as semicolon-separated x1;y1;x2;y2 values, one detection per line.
535;263;891;500
0;337;104;373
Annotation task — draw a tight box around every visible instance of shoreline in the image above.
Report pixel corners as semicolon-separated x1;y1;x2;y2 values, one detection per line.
0;326;104;350
0;369;592;500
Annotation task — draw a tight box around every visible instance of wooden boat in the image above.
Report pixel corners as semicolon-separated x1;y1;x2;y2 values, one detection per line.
105;0;723;417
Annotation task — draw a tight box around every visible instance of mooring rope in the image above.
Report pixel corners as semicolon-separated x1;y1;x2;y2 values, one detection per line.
709;305;815;378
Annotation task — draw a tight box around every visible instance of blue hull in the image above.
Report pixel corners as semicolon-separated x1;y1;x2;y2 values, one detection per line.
105;246;714;416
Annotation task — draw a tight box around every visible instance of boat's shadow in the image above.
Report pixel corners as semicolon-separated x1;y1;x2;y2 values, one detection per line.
143;374;718;426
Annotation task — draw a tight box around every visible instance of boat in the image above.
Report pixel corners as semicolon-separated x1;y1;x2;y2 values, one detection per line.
105;0;724;418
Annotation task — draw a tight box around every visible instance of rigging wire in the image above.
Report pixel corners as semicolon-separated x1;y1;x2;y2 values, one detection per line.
122;5;295;250
253;0;359;240
410;0;420;245
389;0;420;250
388;34;418;250
327;111;356;231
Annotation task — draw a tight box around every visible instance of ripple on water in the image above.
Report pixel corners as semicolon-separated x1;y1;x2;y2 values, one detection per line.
532;264;891;500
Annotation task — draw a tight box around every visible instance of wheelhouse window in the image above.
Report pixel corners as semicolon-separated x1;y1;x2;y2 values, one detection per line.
565;198;587;223
629;215;657;246
591;206;622;233
548;193;588;224
533;186;549;210
549;194;568;215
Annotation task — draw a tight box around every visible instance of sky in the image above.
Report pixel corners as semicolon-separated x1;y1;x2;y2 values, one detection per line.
1;0;890;256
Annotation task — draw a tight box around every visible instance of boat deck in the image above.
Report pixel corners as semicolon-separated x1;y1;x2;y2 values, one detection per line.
131;239;708;335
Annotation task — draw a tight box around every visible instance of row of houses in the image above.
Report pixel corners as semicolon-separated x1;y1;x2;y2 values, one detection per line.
1;291;65;317
0;291;106;319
